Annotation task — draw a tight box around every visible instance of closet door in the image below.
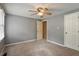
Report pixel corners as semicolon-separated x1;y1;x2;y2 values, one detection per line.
76;14;79;51
64;12;79;51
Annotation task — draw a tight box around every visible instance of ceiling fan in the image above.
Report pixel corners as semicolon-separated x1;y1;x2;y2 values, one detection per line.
28;4;63;19
28;6;52;18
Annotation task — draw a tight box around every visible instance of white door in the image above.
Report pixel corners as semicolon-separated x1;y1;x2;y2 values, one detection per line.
64;12;79;51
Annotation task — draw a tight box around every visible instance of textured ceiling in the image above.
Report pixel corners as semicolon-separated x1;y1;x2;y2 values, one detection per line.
1;3;79;19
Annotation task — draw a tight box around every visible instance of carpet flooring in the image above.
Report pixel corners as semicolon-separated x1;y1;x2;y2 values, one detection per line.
6;40;79;56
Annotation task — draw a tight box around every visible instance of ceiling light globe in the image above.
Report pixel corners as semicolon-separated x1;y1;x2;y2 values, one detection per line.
37;12;43;16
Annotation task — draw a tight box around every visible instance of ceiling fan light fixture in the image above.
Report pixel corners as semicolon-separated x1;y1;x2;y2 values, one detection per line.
29;5;52;18
37;12;44;16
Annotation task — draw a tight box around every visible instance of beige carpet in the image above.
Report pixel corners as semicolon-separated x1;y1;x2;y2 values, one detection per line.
6;40;79;56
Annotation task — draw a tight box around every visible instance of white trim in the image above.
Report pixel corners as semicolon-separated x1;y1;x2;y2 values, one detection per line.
47;40;79;51
5;39;79;52
47;40;66;47
6;39;36;46
6;39;65;47
36;20;48;40
46;20;48;41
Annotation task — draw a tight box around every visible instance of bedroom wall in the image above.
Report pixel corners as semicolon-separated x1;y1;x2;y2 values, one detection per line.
5;13;64;44
46;8;79;45
47;15;64;44
5;14;37;44
5;9;79;44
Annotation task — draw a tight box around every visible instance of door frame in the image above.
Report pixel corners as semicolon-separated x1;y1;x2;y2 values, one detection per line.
42;20;48;40
37;20;48;40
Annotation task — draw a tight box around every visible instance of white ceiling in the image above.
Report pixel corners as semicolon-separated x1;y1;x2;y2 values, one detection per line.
1;3;79;19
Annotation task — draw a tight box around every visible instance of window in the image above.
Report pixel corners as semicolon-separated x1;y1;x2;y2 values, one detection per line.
0;9;5;41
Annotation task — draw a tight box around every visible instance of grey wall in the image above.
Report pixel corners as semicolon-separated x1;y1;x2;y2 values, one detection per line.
47;15;64;44
5;14;37;44
47;9;79;45
4;9;79;44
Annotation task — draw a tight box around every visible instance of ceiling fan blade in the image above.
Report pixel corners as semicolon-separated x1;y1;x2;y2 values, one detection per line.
49;8;63;11
28;10;37;12
46;12;52;15
30;13;37;16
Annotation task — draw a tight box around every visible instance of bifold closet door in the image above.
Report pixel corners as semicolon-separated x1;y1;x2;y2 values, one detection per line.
64;12;79;51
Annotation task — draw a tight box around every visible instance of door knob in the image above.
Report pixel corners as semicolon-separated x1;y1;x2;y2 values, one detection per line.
65;32;68;34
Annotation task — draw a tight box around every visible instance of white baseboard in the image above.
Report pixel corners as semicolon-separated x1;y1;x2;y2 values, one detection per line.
6;39;36;46
47;40;66;47
6;39;65;47
47;40;79;51
5;39;79;51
